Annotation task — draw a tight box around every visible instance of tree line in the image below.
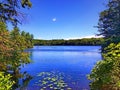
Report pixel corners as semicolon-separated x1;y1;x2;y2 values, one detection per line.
34;38;104;46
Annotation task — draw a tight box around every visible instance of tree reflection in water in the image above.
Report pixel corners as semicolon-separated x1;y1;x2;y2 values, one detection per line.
0;51;32;90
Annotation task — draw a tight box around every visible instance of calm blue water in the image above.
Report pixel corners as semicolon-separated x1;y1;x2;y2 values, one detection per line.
20;46;101;90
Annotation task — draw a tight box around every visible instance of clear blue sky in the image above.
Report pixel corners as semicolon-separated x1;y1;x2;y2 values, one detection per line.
19;0;107;40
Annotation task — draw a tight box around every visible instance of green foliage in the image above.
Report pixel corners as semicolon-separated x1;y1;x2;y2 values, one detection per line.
101;36;120;50
0;0;32;26
0;22;33;68
0;72;15;90
0;22;33;89
98;0;120;38
0;0;33;89
88;43;120;90
34;38;104;46
89;0;120;89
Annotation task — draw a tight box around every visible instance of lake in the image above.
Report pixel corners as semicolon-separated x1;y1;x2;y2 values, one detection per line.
19;46;101;90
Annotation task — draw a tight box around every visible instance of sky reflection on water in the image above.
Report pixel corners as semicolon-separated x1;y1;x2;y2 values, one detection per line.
20;46;101;90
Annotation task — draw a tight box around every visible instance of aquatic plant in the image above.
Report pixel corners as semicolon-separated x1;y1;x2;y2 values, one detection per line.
35;71;72;90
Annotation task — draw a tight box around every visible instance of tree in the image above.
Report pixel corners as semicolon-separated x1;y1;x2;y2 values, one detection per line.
88;0;120;89
0;22;33;90
0;0;33;89
0;22;13;61
0;0;32;26
88;43;120;90
98;0;120;39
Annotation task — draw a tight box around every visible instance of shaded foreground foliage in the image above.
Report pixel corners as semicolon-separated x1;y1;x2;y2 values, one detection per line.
88;43;120;90
0;72;15;90
0;22;33;89
34;38;104;46
0;0;32;26
0;0;33;89
88;0;120;89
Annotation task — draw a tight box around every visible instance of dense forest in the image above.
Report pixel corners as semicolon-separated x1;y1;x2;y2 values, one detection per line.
34;38;104;46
